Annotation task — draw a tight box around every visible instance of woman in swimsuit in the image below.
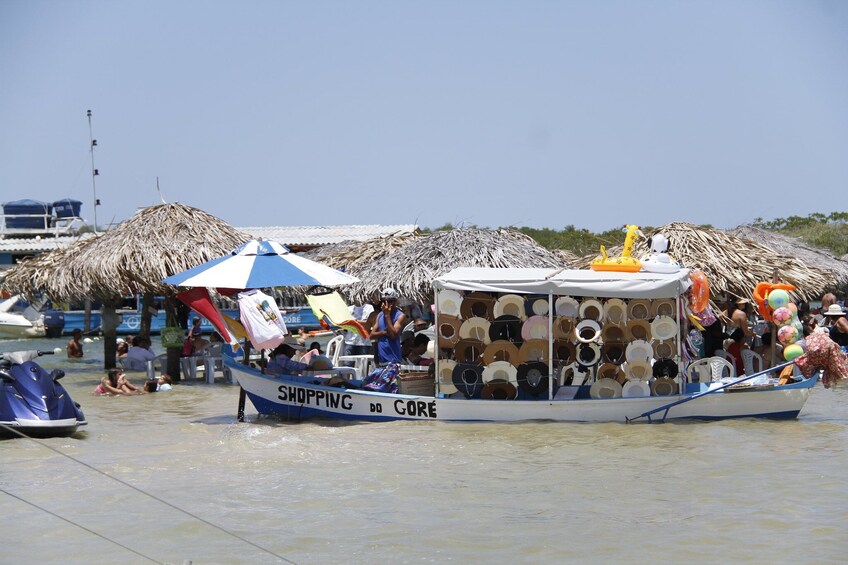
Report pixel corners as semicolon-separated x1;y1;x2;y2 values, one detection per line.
93;369;145;396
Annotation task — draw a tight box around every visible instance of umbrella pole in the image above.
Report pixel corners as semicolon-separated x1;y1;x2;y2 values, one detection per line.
237;340;250;422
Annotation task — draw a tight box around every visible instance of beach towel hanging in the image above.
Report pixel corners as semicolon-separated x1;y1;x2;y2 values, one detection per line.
237;289;288;350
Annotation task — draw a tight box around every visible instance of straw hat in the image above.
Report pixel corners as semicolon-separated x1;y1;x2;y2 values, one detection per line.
575;319;602;343
438;359;458;394
627;299;651;320
519;339;549;364
622;380;651;398
459;317;492;344
529;297;550;317
601;322;626;344
494;294;527;320
437;289;463;318
460;292;496;321
651;377;679;396
517;361;550;398
625;340;653;363
452;363;484;398
597;362;623;382
481;379;517;400
590;377;623;399
554;296;579;318
823;304;847;317
482;361;519;384
650;316;678;341
521;315;549;341
579;299;604;321
552;340;576;365
652;340;675;360
651;299;676;318
601;341;626;365
488;315;523;343
603;298;628;324
553;316;576;340
437;315;462;349
454;339;485;364
559;363;576;386
625;319;651;342
483;340;521;367
624;359;652;381
576;342;601;366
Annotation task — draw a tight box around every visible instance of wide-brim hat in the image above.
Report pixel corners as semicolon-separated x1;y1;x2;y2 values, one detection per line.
603;298;628;324
488;315;523;343
653;340;675;360
438;359;458;394
590;377;623;399
529;297;550;317
454;339;485;364
624;359;652;381
575;319;602;343
651;299;676;318
437;315;463;349
597;362;623;382
628;299;651;321
553;317;575;340
601;322;626;344
437;289;463;318
521;315;549;341
517;361;550;398
460;292;496;321
552;340;576;365
576;342;601;366
622;380;651;398
482;361;518;384
601;341;627;365
651;377;679;396
452;363;484;398
559;363;576;386
652;358;679;379
519;339;549;364
481;379;517;400
579;299;604;322
554;296;579;318
625;319;651;342
459;317;492;344
625;340;653;363
650;316;678;341
494;294;527;320
823;304;847;316
483;340;521;367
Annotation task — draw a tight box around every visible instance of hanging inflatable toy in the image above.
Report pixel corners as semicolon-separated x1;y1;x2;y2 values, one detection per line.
590;224;643;273
640;233;682;274
688;270;710;313
752;281;796;322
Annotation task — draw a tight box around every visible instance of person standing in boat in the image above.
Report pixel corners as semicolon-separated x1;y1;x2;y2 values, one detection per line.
823;304;848;348
67;328;84;358
370;287;407;365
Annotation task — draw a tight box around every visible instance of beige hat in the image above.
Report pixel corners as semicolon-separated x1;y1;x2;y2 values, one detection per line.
454;339;485;364
603;298;628;324
622;380;651;398
650;299;675;318
823;304;847;316
553;316;576;340
579;299;604;322
625;340;653;363
554;296;579;318
650;315;679;341
628;299;651;321
552;340;576;365
590;377;623;399
437;289;463;317
519;339;549;364
625;319;652;342
530;297;550;316
651;377;679;396
437;359;458;394
624;359;652;381
483;341;521;367
653;340;675;360
597;362;623;382
494;294;527;320
459;317;492;344
482;361;518;384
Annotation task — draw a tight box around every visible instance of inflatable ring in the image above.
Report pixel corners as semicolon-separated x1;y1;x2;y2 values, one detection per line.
517;361;551;398
689;271;709;313
753;282;797;322
452;363;484;398
575;319;602;343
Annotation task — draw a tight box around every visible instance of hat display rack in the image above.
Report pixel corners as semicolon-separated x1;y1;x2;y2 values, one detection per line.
435;290;681;398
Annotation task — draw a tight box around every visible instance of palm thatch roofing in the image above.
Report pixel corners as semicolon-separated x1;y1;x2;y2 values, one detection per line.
573;222;832;302
727;225;848;289
4;203;251;302
300;233;421;272
553;248;580;267
341;227;567;304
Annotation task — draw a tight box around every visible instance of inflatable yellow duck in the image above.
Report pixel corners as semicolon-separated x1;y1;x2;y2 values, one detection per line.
590;224;644;273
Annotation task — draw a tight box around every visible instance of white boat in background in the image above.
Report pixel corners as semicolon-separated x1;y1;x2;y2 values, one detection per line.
0;295;46;339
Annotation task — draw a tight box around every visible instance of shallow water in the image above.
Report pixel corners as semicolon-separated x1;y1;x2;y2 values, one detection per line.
1;336;847;564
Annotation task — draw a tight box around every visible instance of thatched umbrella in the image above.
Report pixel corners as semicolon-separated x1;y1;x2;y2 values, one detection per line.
342;228;567;305
300;233;420;272
573;222;831;302
553;248;580;267
4;203;251;371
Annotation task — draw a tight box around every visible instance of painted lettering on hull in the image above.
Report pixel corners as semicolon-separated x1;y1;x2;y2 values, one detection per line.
276;384;438;419
393;399;437;419
278;385;353;410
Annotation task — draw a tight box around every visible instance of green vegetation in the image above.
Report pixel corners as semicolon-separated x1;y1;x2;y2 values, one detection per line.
753;212;848;256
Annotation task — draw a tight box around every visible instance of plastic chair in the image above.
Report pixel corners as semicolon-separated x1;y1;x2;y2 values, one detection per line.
713;350;735;365
687;356;735;383
741;349;764;376
326;335;345;366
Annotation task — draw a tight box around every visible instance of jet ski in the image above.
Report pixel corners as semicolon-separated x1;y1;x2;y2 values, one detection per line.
0;350;87;437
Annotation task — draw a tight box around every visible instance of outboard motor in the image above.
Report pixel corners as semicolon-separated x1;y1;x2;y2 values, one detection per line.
0;351;87;437
43;309;66;338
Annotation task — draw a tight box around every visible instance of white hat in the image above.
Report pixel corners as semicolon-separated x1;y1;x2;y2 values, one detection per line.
823;304;846;316
590;377;623;399
438;360;458;395
625;340;653;363
494;294;527;320
650;316;679;341
530;297;550;316
437;290;463;317
459;317;492;344
554;296;579;318
622;380;651;398
482;361;518;385
579;299;604;321
381;287;400;300
603;298;627;324
575;319;602;343
521;315;549;341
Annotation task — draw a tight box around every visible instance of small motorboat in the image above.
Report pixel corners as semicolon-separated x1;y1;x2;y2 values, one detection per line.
0;295;46;339
0;350;87;437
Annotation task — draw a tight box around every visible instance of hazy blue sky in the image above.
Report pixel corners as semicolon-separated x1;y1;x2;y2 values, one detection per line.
2;1;846;233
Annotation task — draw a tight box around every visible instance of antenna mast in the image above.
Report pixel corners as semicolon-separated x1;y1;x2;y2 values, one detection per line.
86;109;100;233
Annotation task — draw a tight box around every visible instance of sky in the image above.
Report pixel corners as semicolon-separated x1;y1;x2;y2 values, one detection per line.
1;0;847;234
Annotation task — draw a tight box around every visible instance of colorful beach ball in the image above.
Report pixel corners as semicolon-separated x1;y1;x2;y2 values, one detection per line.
783;343;804;361
768;289;791;310
772;306;792;326
777;324;798;345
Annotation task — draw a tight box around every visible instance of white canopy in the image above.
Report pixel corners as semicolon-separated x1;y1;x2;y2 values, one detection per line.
433;267;692;299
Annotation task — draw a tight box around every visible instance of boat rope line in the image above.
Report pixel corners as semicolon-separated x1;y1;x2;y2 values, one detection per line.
0;423;297;565
0;486;162;564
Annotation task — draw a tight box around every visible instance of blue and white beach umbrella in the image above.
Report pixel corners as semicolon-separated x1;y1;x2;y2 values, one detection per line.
162;239;359;289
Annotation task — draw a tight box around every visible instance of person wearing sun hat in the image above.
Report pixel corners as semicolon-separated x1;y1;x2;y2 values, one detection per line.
822;303;848;347
370;287;408;365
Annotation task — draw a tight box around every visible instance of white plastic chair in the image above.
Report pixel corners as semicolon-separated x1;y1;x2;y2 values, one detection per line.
687;356;735;383
713;350;736;365
326;335;344;366
741;349;764;376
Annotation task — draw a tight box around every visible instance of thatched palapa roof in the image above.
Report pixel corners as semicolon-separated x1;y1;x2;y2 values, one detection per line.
574;222;831;302
342;227;567;304
4;203;251;302
300;233;420;272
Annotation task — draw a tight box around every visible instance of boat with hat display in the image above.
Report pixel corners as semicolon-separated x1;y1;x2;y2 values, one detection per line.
225;267;823;423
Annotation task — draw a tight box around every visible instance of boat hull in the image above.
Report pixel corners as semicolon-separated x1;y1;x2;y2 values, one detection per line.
0;317;45;339
228;361;817;423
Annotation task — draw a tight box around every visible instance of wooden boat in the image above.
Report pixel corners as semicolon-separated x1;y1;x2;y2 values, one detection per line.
227;268;819;423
